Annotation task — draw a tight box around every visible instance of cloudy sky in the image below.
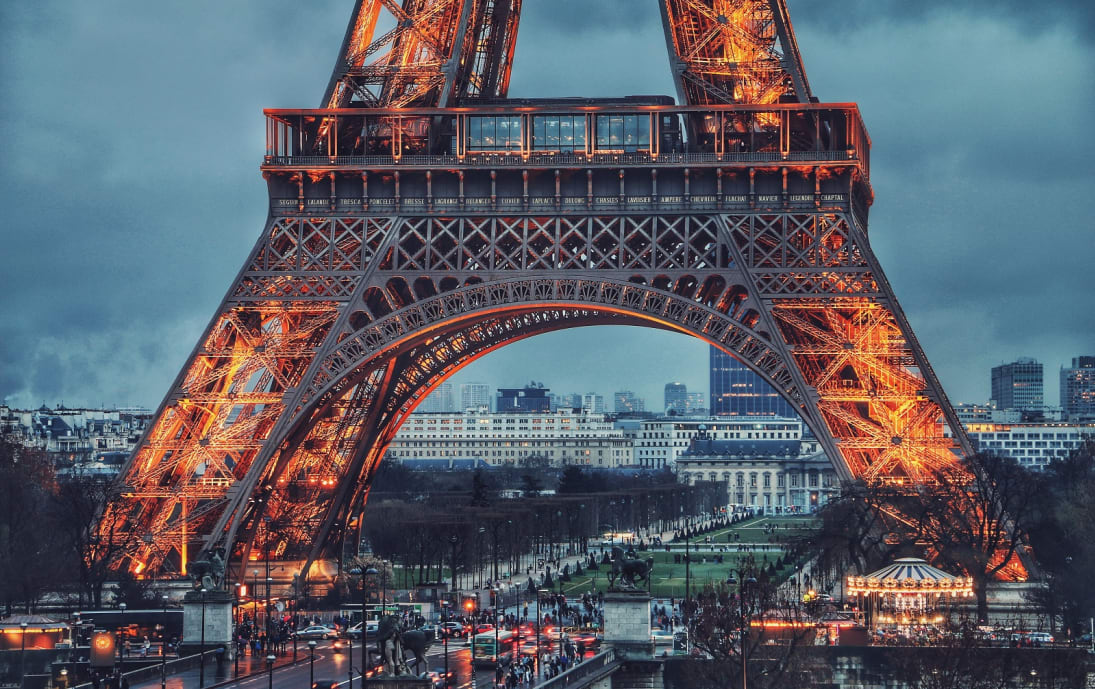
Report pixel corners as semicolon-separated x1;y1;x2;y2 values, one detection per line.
1;1;1092;413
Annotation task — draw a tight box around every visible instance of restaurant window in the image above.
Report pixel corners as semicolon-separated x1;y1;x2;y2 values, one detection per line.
468;116;523;151
595;114;650;152
532;115;587;152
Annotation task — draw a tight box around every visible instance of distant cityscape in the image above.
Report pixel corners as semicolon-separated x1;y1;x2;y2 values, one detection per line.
4;349;1090;488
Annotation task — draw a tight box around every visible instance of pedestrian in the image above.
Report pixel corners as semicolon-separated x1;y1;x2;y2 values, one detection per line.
141;635;150;657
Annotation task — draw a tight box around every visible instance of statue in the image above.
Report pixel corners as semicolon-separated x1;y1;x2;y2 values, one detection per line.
607;546;654;591
188;547;227;591
376;616;407;675
375;615;433;677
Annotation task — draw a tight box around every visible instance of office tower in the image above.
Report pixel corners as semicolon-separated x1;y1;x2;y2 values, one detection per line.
710;346;797;417
1060;356;1095;420
664;382;688;414
460;382;492;411
991;358;1043;412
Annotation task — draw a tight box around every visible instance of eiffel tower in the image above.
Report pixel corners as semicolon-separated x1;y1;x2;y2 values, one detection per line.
105;0;976;582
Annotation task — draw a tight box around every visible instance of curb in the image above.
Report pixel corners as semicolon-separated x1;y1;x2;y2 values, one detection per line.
202;655;311;689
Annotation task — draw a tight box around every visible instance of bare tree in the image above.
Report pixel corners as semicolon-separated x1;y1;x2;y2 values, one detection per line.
914;455;1040;622
50;470;133;608
687;556;820;689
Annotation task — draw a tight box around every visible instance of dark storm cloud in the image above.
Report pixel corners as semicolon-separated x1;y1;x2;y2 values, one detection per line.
1;0;1091;411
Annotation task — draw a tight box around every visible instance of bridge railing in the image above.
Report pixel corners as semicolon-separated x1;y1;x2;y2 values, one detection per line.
534;650;620;689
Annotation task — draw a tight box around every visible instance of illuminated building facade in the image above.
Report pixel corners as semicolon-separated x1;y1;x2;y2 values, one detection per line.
100;0;981;582
710;346;797;418
613;390;646;414
991;358;1043;413
1060;356;1095;421
634;416;815;470
386;408;632;468
676;428;836;511
949;422;1095;470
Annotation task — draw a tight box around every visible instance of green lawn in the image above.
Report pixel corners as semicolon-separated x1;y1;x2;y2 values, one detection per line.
680;515;819;545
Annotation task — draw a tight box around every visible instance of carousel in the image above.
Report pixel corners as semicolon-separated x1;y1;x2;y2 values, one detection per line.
846;558;973;634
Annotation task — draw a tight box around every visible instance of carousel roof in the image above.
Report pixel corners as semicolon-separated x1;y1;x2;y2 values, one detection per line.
846;558;973;596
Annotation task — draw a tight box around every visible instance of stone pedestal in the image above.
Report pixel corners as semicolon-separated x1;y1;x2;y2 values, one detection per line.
181;589;234;656
603;590;654;660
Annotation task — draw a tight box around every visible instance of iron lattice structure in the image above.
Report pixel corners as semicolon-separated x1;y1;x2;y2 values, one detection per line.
102;0;1006;582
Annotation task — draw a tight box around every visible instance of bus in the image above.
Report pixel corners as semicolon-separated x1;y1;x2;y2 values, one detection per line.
471;630;516;667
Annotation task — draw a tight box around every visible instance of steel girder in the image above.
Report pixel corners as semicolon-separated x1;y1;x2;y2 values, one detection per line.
660;0;812;107
322;0;522;109
104;204;972;579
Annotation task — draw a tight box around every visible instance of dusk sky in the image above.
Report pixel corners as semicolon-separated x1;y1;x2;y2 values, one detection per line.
1;1;1092;413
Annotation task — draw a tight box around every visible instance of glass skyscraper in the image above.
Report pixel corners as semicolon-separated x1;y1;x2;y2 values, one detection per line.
709;346;797;418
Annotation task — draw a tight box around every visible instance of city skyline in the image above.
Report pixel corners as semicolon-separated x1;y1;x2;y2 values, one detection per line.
2;1;1093;413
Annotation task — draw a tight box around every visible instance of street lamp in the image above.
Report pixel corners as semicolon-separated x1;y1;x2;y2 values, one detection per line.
536;589;548;679
477;527;486;588
265;576;274;644
161;594;169;689
449;534;459;593
233;584;241;677
19;621;28;679
199;588;208;689
118;602;127;665
726;571;757;689
308;640;317;688
349;565;377;689
266;654;276;689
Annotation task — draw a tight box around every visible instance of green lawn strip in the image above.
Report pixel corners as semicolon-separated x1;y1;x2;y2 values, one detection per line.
554;550;797;597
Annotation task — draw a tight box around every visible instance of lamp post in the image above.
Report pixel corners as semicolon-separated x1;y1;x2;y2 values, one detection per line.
19;621;28;679
442;623;450;689
265;576;274;646
161;594;169;689
536;589;548;679
266;654;276;689
726;570;757;689
252;569;259;629
493;587;500;666
347;635;354;689
351;566;377;689
118;602;127;665
685;534;691;604
233;584;241;677
308;640;317;688
199;587;208;689
449;534;459;593
477;527;486;588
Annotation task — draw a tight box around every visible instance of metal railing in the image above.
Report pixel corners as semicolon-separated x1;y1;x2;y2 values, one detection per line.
533;650;620;689
270;192;849;214
263;149;857;169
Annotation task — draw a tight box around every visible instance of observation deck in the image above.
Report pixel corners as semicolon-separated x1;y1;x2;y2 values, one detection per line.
260;98;872;224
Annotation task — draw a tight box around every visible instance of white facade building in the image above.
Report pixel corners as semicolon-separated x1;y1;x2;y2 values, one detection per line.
633;416;816;469
388;408;634;468
947;422;1095;470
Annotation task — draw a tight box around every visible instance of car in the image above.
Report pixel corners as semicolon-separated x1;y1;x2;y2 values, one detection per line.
1028;632;1054;645
475;624;495;635
419;624;442;638
295;625;334;640
439;622;465;638
427;668;455;688
312;680;339;689
344;621;379;639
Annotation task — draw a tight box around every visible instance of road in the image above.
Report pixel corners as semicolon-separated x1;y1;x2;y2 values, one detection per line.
129;635;551;689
